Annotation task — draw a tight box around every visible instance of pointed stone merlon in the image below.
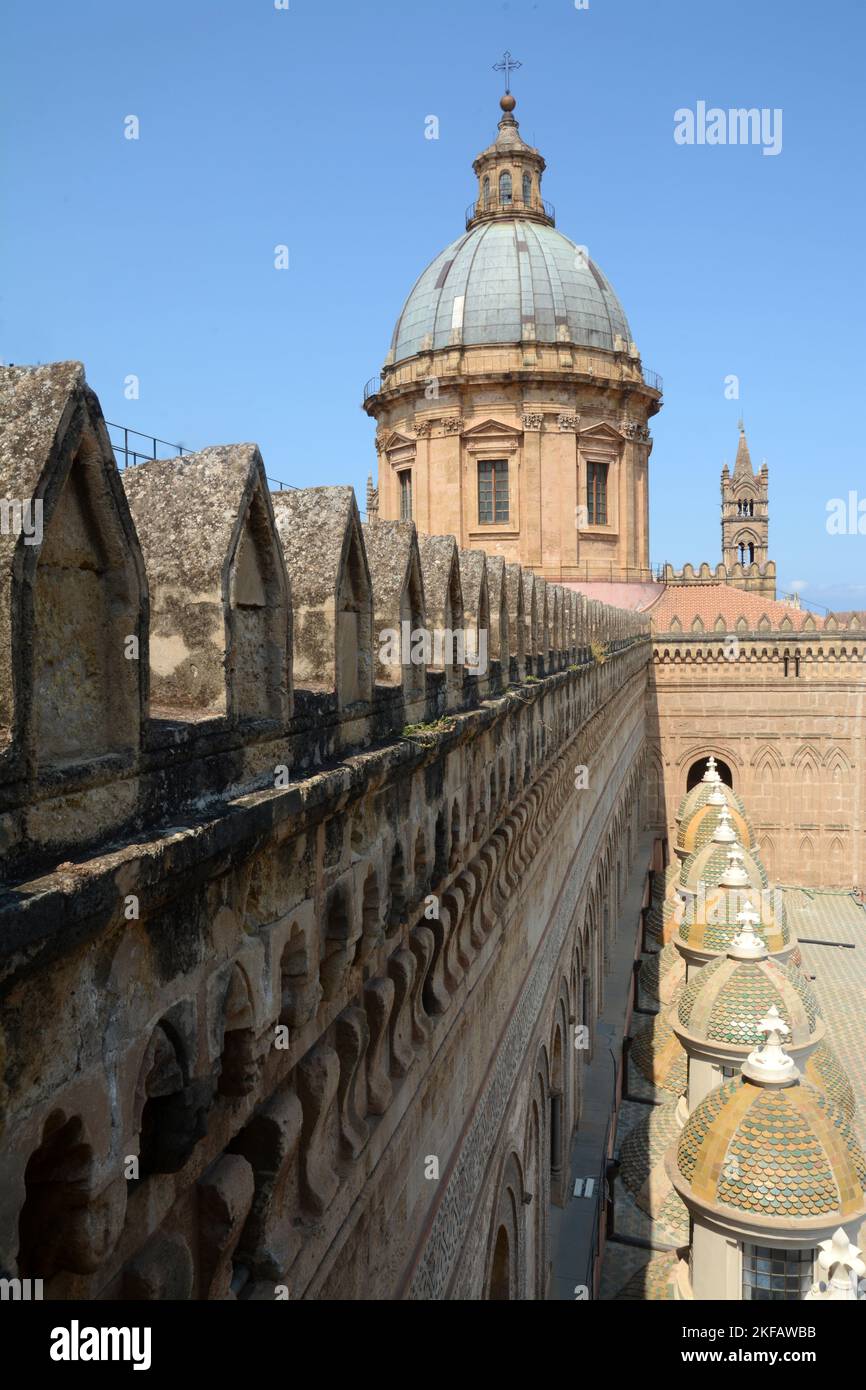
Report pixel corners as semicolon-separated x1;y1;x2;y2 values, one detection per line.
522;571;539;674
0;361;148;776
535;577;551;672
504;562;526;682
361;518;426;711
457;547;490;687
417;533;465;708
272;486;372;711
484;554;510;684
123;444;291;724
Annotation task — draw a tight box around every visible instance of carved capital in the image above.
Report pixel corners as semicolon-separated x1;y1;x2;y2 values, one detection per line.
522;412;544;432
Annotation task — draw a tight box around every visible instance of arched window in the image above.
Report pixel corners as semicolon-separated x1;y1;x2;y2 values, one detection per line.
686;757;734;791
522;172;532;205
748;542;755;563
488;1226;511;1300
482;176;490;210
499;170;512;205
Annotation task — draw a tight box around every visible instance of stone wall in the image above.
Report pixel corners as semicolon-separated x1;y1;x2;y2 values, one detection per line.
661;560;776;597
0;362;651;1300
646;630;866;889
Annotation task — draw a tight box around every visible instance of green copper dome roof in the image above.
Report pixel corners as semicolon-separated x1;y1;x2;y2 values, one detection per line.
389;219;632;364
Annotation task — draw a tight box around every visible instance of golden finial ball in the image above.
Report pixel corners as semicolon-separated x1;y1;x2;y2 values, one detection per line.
500;93;516;112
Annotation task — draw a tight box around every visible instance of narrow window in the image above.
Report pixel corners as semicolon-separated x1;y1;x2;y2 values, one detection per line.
478;459;509;524
748;542;755;563
522;172;532;205
499;170;512;206
587;462;608;526
482;176;490;210
399;470;412;521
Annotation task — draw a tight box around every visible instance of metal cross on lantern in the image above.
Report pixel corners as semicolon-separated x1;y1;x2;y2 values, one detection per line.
493;51;522;95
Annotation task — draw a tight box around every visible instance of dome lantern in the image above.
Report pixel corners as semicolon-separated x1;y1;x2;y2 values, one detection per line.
467;93;553;231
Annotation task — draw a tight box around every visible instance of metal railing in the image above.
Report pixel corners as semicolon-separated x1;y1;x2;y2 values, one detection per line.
106;421;296;492
107;422;189;470
465;194;556;228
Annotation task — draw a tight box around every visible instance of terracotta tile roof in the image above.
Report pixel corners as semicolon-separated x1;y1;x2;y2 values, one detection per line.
650;582;814;633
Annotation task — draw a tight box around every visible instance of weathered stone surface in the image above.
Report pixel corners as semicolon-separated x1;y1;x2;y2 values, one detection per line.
197;1153;255;1300
123;444;290;722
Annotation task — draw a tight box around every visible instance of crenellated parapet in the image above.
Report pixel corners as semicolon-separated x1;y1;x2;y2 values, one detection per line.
661;560;776;598
0;361;654;1302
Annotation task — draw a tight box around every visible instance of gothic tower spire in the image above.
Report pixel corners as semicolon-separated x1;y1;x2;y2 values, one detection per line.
720;423;773;597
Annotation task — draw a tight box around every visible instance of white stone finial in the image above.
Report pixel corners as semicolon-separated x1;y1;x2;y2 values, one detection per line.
707;785;727;807
728;908;767;961
701;756;721;784
742;1005;797;1085
805;1229;866;1300
719;843;749;887
712;806;736;845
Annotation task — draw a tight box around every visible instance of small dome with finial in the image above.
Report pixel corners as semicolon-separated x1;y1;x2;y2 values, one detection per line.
670;1018;866;1231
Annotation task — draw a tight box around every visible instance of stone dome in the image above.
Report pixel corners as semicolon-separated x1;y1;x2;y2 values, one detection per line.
389;219;632;365
672;1073;866;1226
676;954;821;1051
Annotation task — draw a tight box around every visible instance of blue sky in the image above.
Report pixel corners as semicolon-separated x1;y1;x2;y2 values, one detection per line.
3;0;865;609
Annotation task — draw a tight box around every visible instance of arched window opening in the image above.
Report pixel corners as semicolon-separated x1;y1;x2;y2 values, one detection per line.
482;175;490;209
135;1023;208;1177
522;172;532;205
18;1113;96;1279
219;967;260;1096
686;757;733;791
549;1028;565;1198
488;1225;511;1300
499;170;512;205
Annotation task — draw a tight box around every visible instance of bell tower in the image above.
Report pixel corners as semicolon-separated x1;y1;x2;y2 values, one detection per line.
720;423;773;596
